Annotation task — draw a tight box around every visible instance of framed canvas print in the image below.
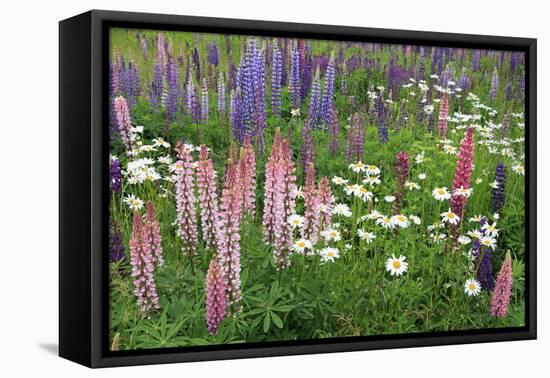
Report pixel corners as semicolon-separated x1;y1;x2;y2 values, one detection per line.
59;10;537;368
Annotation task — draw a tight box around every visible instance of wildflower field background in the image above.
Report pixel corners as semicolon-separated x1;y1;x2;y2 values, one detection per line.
108;27;526;351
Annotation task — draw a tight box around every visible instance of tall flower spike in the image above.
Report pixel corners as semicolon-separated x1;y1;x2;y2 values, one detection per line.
113;96;134;156
240;137;257;217
492;163;507;213
196;145;220;250
109;220;125;262
272;139;297;270
438;92;449;139
262;129;283;244
302;163;321;244
144;201;164;267
289;41;302;109
394;151;410;213
217;72;226;116
317;176;333;232
451;127;475;219
216;160;243;315
476;218;495;291
490;251;513;318
130;212;160;313
175;142;198;257
320;53;336;128
489;67;498;101
205;255;226;334
201;78;209;123
270;41;283;117
110;156;122;193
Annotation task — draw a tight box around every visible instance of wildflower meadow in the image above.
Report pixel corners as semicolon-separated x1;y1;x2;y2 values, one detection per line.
108;28;526;351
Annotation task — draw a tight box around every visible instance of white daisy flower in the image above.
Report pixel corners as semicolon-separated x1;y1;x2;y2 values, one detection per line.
475;178;483;184
357;229;376;243
458;236;471;245
418;173;427;180
464;279;481;296
355;185;374;201
469;214;483;223
432;187;451;201
443;145;458;155
391;214;410;228
453;186;473;198
441;209;460;225
467;230;483;239
489;181;499;189
366;209;383;220
320;227;342;242
409;215;422;225
291;108;301;117
349;161;367;173
332;203;352;217
363;175;381;187
124;194;144;211
376;216;395;229
344;184;360;196
152;138;171;148
331;176;348;186
479;235;497;250
365;165;381;176
415;152;425;164
319;247;340;263
293;186;304;199
512;164;525;175
384;195;396;203
482;222;500;237
291;239;312;254
385;255;408;276
288;214;305;229
405;181;421;190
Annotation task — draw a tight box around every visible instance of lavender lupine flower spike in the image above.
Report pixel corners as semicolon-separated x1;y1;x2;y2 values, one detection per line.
270;41;283;117
201;78;209;123
492;163;507;213
165;57;179;124
489;66;498;101
217;72;226;116
320;53;336;128
289;41;302;109
308;67;322;128
186;79;201;124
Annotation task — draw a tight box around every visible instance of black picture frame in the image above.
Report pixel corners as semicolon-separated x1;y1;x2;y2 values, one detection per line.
59;9;537;368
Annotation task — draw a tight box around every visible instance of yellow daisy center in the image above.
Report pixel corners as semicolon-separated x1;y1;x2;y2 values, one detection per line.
468;283;476;290
448;213;456;219
392;261;401;269
297;241;305;248
330;231;337;237
437;189;446;195
327;251;334;257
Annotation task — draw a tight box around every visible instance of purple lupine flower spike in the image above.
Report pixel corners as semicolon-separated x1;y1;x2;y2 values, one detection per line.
492;163;507;213
320;53;336;128
110;156;122;193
